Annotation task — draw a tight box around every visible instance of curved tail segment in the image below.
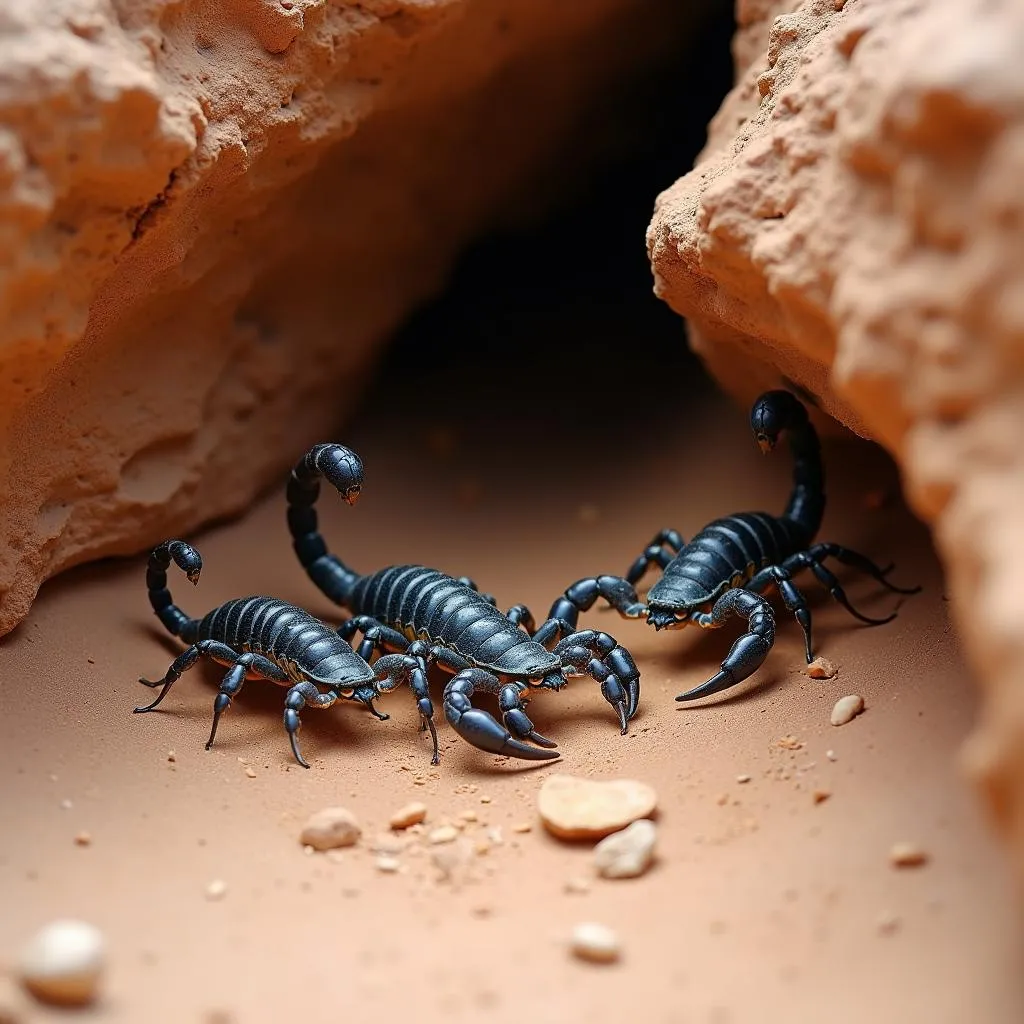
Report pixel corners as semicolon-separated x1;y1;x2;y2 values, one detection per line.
147;541;202;643
751;390;824;546
286;444;364;607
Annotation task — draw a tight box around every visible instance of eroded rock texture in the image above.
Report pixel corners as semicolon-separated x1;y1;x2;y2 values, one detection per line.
648;0;1024;880
0;0;701;635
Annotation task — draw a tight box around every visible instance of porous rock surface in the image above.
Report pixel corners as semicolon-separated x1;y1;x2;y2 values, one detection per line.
0;0;699;635
648;0;1024;880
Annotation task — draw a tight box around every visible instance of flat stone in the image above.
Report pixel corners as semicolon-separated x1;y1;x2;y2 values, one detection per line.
538;774;657;840
299;807;361;851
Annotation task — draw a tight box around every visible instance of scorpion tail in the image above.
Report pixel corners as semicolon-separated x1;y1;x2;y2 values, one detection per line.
443;669;560;762
147;541;202;642
751;391;824;545
286;444;364;607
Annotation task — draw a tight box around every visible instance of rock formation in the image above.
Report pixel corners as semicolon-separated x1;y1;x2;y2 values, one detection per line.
0;0;701;635
648;0;1024;881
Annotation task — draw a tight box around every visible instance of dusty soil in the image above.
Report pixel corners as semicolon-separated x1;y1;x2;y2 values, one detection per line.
1;382;1021;1024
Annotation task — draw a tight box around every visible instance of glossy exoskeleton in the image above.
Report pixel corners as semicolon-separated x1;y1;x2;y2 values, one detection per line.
134;540;431;767
285;445;642;763
542;390;920;701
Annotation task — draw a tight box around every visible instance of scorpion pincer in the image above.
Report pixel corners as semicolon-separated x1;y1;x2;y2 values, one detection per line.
542;390;920;702
134;540;434;767
284;444;642;763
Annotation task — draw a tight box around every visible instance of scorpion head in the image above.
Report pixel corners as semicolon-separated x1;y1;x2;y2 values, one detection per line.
646;607;686;631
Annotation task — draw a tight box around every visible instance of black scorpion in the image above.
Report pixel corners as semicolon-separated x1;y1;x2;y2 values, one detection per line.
134;540;432;767
285;445;642;763
542;390;920;701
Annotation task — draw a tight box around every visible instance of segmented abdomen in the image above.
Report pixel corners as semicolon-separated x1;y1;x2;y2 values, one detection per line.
196;596;371;683
664;512;802;598
350;565;535;667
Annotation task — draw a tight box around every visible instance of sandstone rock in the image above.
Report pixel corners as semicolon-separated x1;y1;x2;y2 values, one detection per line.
806;657;837;680
647;0;1024;882
389;802;427;830
299;807;361;851
0;0;707;637
593;819;657;879
538;774;657;840
18;920;105;1007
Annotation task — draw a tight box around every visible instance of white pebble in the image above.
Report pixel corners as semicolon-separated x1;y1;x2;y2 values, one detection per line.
18;919;105;1007
569;922;621;963
375;856;401;874
593;820;657;879
826;749;837;762
205;879;228;901
830;694;865;727
299;807;361;851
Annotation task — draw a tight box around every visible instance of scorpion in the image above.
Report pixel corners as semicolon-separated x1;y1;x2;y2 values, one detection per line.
285;444;642;763
541;390;920;702
134;539;433;768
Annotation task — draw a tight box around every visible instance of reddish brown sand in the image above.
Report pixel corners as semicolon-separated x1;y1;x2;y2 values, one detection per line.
2;394;1022;1023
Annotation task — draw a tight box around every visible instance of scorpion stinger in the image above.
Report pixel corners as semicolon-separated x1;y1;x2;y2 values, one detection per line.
133;540;428;768
543;390;921;705
286;444;644;762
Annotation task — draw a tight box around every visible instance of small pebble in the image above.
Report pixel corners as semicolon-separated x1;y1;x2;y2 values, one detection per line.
369;833;406;855
569;922;621;964
806;657;838;679
877;912;902;936
167;751;176;763
59;799;73;811
511;822;532;834
205;879;228;901
390;801;428;830
826;749;838;762
243;767;257;779
812;788;831;805
735;774;751;784
73;832;91;847
458;809;478;823
18;920;105;1007
375;856;401;874
564;876;591;895
830;695;865;727
429;825;459;845
538;774;657;840
299;807;361;851
889;842;929;868
593;820;657;879
480;795;492;804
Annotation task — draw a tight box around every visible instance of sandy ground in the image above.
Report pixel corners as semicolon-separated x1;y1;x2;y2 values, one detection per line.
2;387;1022;1024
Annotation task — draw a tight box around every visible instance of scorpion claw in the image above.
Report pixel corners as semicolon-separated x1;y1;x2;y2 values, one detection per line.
626;677;640;721
675;669;734;703
614;699;629;735
450;708;560;761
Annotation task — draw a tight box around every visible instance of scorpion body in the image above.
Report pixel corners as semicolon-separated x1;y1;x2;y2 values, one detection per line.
543;390;919;701
135;540;431;767
286;445;642;763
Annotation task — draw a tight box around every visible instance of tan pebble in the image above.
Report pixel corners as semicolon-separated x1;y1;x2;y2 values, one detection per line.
826;749;838;762
302;844;315;856
474;840;491;856
564;876;591;895
889;842;929;868
538;774;657;840
428;825;458;845
812;789;831;805
458;809;478;823
375;856;401;874
569;922;621;964
593;820;657;879
73;832;91;847
485;826;503;845
389;801;427;830
299;807;361;851
18;920;105;1007
511;822;532;834
735;774;751;784
243;767;257;779
806;657;838;679
480;795;492;804
205;879;228;901
167;751;176;762
831;695;865;727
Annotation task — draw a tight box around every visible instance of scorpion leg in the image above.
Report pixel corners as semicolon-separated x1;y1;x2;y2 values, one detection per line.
134;639;239;712
780;552;899;628
548;630;641;729
535;575;646;646
338;616;414;721
206;652;289;753
676;590;776;702
283;680;341;769
625;528;685;586
373;652;440;765
443;668;559;761
806;543;922;595
745;565;814;663
505;604;536;633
